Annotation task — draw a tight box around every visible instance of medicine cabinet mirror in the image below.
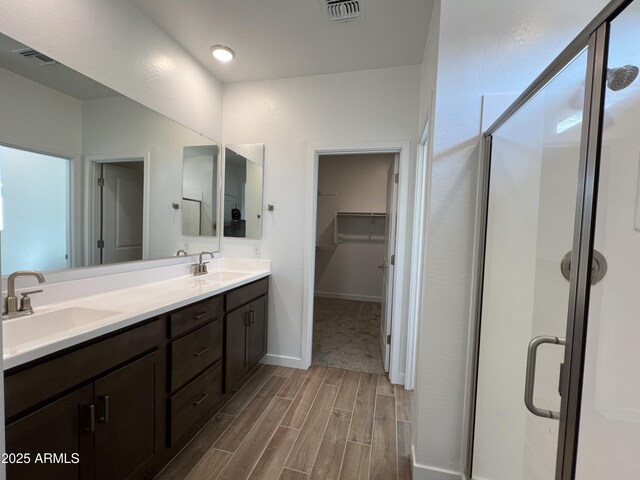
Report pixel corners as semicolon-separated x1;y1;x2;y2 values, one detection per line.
223;144;264;239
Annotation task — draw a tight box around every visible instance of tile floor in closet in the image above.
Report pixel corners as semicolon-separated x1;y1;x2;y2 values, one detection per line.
157;364;412;480
312;298;385;375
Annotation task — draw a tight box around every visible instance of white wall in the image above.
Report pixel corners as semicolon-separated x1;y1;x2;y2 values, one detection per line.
413;0;610;477
315;154;393;301
0;0;222;143
223;65;420;369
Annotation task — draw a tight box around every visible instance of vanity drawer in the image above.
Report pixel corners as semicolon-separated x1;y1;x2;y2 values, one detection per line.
169;295;223;338
170;319;222;392
169;363;223;445
225;277;269;311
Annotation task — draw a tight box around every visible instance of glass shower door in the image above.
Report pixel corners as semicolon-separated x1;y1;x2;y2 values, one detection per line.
575;1;640;477
472;49;589;480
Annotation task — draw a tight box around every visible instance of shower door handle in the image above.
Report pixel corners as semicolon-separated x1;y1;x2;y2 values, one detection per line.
524;335;566;420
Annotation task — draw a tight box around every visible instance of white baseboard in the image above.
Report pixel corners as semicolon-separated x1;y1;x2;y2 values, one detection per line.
261;354;308;369
314;291;382;303
411;446;462;480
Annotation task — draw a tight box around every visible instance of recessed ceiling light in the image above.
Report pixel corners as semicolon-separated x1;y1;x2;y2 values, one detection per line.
211;45;234;63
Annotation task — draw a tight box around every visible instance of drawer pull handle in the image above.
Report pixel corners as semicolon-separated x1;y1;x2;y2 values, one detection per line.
194;346;209;357
193;311;208;320
97;395;110;423
81;404;95;433
192;393;208;406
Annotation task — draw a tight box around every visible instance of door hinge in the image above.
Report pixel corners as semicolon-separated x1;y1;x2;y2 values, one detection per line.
98;177;105;187
394;173;399;184
390;254;395;265
97;239;104;249
387;334;391;345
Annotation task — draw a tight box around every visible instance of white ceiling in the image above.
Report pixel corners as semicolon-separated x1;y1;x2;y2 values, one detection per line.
130;0;433;83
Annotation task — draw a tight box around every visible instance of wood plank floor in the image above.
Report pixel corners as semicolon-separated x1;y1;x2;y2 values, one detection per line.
156;365;412;480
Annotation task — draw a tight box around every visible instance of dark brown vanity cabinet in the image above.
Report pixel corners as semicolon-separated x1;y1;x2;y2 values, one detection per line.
4;320;165;480
3;276;270;479
167;295;224;446
93;351;162;480
5;384;93;480
225;278;269;390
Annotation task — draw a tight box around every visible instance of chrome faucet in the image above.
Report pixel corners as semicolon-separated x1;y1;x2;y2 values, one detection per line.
4;271;45;318
192;251;214;276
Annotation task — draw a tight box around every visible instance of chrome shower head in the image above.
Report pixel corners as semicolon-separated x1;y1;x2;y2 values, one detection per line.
607;65;639;91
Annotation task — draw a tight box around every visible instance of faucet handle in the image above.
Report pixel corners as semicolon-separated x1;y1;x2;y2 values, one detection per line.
19;290;43;313
21;290;43;296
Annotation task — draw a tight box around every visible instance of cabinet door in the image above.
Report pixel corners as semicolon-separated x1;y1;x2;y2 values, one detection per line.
225;305;249;390
94;350;162;480
248;296;268;368
5;384;93;480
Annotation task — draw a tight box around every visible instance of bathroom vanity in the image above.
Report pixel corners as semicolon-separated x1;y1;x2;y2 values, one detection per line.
2;263;270;480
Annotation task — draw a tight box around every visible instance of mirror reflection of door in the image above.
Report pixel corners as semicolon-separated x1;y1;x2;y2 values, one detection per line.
97;161;144;265
0;144;71;275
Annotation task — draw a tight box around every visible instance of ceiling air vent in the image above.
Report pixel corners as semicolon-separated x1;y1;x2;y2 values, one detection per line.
12;48;58;66
324;0;364;23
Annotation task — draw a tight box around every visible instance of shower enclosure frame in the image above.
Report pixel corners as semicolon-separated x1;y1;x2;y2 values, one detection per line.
464;0;636;479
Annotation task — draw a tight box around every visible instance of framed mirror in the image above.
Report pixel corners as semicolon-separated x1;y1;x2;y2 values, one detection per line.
182;145;220;237
223;144;264;239
0;32;222;276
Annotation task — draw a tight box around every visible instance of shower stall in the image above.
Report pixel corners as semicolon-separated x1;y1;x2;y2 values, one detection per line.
466;0;640;479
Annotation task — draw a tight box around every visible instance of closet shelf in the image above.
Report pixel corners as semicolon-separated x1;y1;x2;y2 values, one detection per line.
333;211;386;245
335;212;386;217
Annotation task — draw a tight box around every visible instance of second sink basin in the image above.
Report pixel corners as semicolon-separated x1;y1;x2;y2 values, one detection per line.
3;307;121;351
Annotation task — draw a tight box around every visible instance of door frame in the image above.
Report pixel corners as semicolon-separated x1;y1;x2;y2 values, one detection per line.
405;112;433;390
84;153;150;266
302;140;411;386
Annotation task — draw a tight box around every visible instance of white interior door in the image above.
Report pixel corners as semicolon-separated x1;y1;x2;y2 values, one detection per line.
380;158;398;372
100;162;143;264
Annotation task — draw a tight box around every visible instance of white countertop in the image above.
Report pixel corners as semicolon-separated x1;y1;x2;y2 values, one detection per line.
3;258;270;370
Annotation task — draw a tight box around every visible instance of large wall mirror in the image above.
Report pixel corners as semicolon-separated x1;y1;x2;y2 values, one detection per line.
0;32;221;276
224;144;264;239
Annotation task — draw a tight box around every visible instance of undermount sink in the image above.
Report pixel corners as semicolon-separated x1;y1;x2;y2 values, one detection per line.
3;307;121;350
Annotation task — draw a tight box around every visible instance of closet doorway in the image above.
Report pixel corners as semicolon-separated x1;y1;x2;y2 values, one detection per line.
312;153;397;375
